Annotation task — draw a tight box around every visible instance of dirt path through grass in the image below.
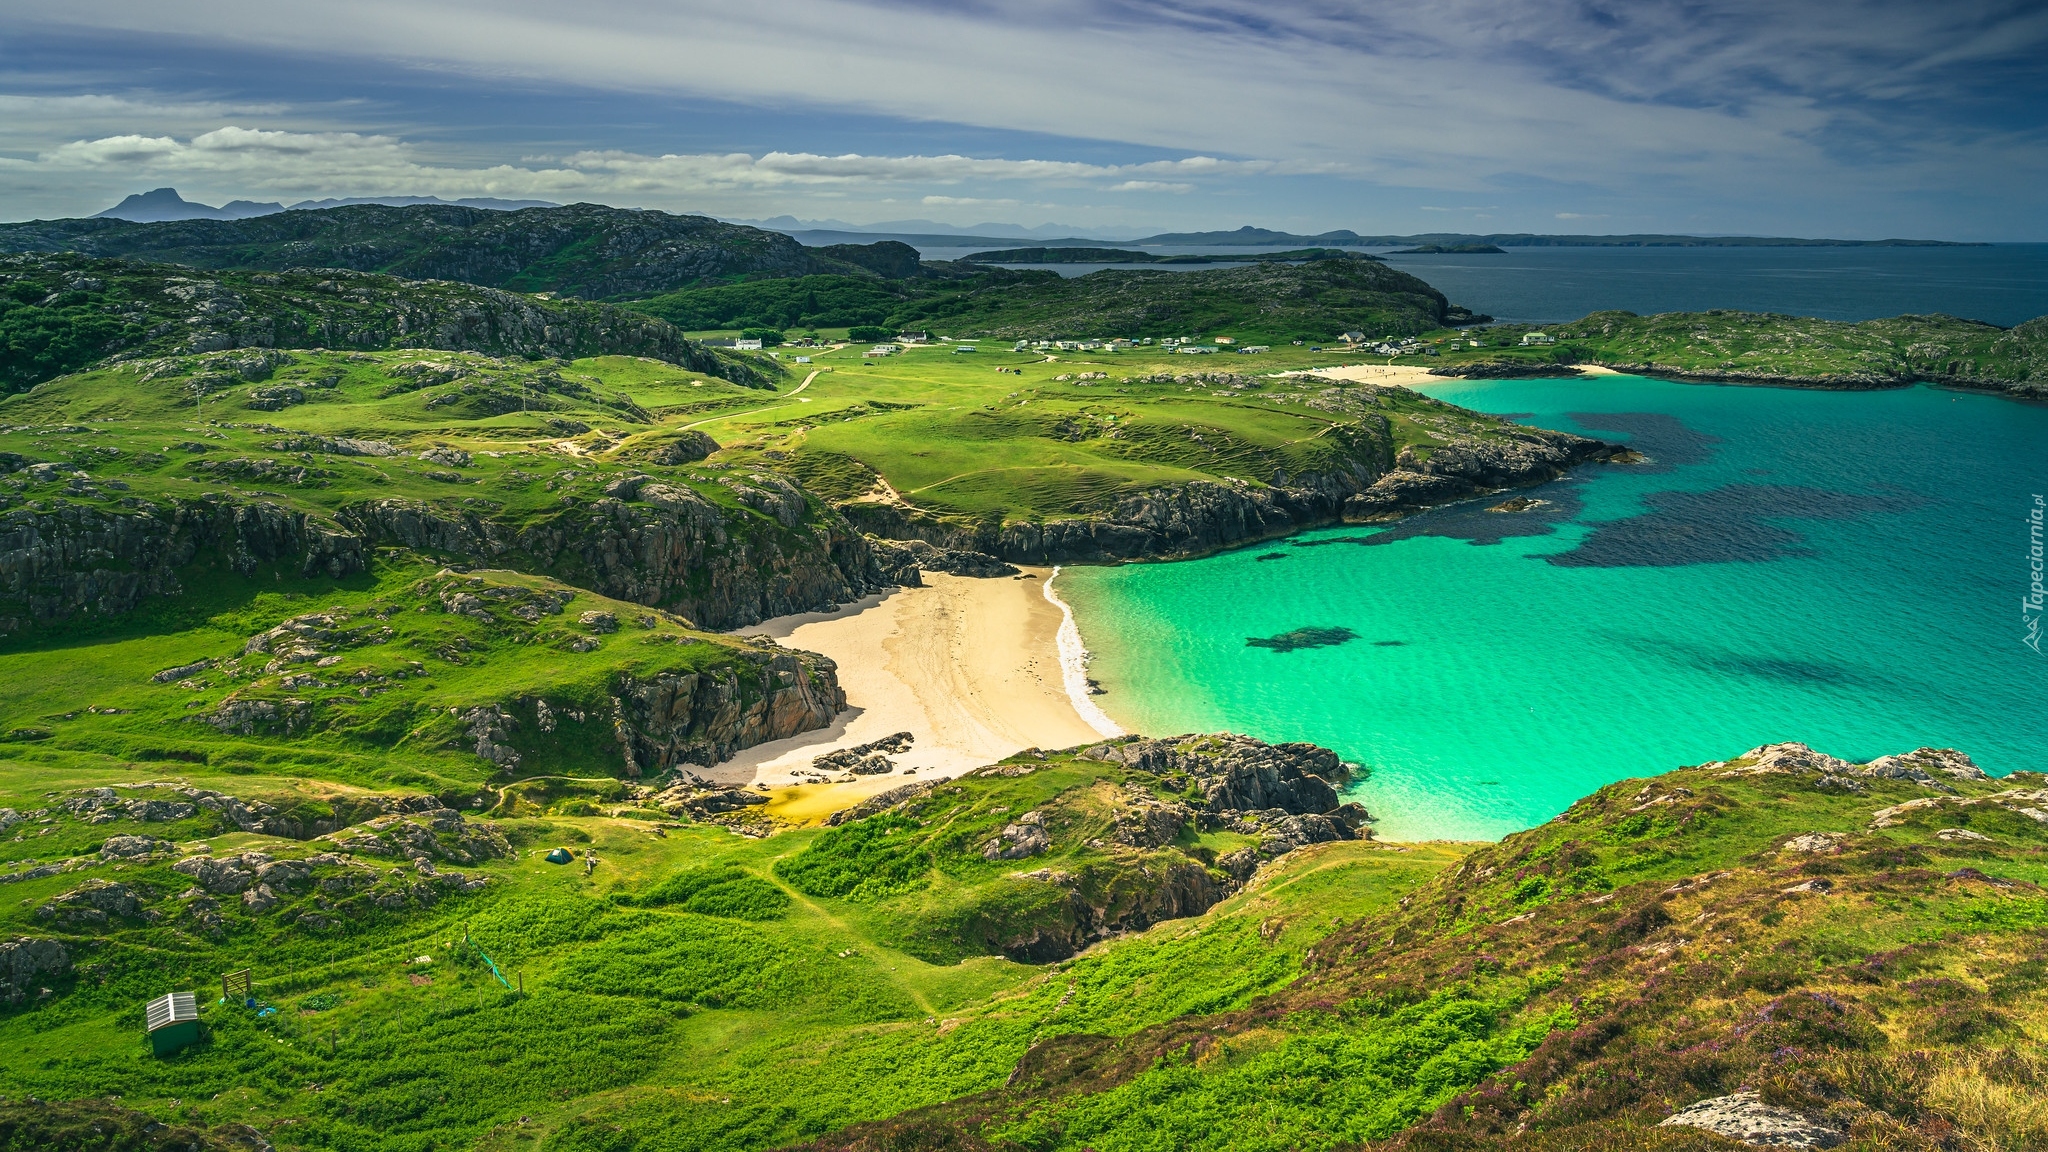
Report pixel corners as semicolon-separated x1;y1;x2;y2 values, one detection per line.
766;858;941;1017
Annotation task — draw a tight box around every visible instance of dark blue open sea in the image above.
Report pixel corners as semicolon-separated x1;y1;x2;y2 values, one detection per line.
914;242;2048;328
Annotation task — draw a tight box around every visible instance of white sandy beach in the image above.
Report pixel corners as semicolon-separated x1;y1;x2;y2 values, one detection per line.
1287;362;1604;388
1283;363;1449;387
711;568;1116;823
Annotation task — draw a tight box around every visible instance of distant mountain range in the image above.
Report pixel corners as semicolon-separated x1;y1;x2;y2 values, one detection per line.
769;221;1985;251
727;215;1145;241
93;187;559;223
77;196;1979;249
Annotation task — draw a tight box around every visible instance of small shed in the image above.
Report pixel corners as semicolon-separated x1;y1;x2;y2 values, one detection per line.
146;991;201;1056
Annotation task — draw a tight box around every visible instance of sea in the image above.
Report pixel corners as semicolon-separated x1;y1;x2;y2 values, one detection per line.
1056;375;2048;841
914;242;2048;328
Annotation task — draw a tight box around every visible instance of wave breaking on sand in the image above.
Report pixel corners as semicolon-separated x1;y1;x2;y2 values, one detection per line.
1045;566;1123;738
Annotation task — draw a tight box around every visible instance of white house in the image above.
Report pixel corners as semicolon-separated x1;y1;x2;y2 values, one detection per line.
1520;332;1557;346
734;338;764;351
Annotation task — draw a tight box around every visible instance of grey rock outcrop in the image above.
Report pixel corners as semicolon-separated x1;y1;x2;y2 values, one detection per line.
207;697;313;736
329;809;510;865
1082;734;1369;858
866;537;1016;581
1085;734;1350;818
1863;747;1988;783
813;732;915;777
997;859;1229;964
173;854;257;895
983;817;1052;860
37;880;150;926
1660;1091;1844;1148
649;781;769;818
1710;742;1985;794
0;937;71;1005
463;706;522;770
98;835;175;859
607;646;844;776
1114;801;1194;849
650;431;720;465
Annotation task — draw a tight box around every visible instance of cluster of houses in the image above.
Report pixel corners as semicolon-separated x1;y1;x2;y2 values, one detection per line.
1004;336;1271;355
709;325;1546;363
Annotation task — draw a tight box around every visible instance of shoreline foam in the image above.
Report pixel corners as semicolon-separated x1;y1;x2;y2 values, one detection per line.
1043;565;1123;739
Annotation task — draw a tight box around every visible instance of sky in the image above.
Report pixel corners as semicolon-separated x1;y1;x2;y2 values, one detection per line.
2;0;2045;239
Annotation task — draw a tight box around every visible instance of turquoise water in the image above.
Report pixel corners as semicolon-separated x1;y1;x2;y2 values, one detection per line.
1059;377;2048;841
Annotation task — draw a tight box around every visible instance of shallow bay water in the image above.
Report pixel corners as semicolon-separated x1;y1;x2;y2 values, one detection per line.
1059;376;2048;840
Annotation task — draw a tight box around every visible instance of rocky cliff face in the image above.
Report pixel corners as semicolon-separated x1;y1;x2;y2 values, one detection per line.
341;484;887;630
995;860;1231;964
1343;431;1616;520
609;647;845;776
0;495;365;635
0;470;902;637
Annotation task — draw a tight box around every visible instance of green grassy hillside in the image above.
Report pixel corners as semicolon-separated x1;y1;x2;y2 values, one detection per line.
0;254;781;394
0;739;1447;1152
629;257;1480;344
678;340;1598;558
2;738;2039;1152
0;204;882;301
1405;310;2048;396
804;743;2048;1152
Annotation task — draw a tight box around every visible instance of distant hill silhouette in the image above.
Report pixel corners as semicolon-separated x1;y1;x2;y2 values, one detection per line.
93;187;557;223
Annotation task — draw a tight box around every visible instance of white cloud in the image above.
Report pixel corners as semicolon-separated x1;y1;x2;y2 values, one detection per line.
0;126;1295;219
1554;212;1608;220
5;1;2045;234
18;0;1986;198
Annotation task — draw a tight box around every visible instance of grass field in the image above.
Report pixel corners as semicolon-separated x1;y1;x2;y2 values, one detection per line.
674;341;1531;524
0;742;1465;1152
7;739;2044;1152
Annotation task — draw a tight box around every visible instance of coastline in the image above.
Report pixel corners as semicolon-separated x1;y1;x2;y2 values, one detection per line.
1043;565;1123;740
715;568;1108;819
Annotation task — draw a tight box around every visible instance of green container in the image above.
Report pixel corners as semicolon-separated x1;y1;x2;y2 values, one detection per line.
146;992;201;1056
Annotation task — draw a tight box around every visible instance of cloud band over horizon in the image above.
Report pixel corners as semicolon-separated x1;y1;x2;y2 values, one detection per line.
2;0;2044;238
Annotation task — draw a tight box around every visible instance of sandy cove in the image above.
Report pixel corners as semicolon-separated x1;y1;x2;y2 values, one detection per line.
1287;363;1616;387
707;568;1115;824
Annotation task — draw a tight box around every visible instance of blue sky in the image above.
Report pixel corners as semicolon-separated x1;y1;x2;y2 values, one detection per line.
2;0;2045;238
